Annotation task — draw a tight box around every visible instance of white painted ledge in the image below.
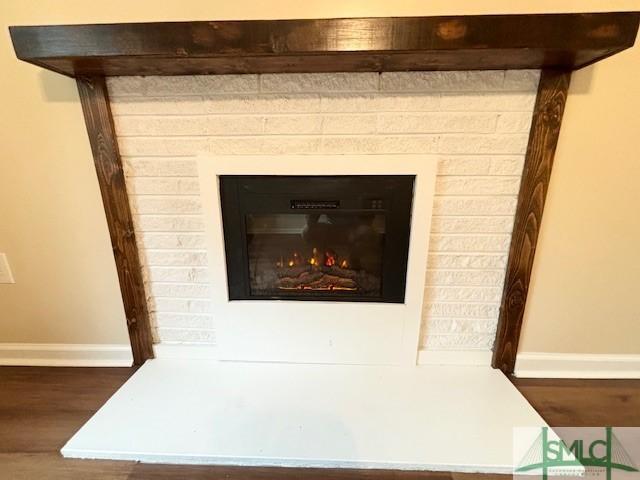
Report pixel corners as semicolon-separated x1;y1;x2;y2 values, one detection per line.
154;343;492;366
62;358;547;472
515;352;640;379
154;343;218;360
417;349;491;366
0;343;133;367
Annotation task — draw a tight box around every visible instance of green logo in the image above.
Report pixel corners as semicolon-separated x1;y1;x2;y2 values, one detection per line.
516;427;638;480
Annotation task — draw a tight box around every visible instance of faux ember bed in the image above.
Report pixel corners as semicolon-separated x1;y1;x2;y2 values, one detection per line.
247;212;385;296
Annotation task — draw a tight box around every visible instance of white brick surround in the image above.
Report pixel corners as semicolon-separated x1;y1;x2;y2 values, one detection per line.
106;70;540;353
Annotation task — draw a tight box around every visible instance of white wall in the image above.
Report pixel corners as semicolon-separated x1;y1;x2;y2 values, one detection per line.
108;71;538;352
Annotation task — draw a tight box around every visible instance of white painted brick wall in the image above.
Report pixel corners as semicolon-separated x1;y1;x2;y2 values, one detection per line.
107;70;539;351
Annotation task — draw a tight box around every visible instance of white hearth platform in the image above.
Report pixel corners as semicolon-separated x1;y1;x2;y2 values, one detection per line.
62;359;546;472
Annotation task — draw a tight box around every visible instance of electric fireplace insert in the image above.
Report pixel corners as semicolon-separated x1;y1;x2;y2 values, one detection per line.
220;175;414;303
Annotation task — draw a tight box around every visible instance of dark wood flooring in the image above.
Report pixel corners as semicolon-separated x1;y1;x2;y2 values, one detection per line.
0;367;638;479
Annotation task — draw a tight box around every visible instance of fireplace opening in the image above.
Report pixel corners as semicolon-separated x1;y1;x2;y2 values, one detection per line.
247;212;385;296
220;175;414;303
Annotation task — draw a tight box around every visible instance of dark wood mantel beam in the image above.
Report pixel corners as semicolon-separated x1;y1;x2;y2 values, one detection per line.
9;13;640;77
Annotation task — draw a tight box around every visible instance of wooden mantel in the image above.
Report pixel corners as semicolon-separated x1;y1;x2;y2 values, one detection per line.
9;13;639;371
9;13;640;76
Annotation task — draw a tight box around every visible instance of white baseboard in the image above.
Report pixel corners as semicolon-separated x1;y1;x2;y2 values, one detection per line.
417;349;492;366
515;352;640;379
0;343;133;367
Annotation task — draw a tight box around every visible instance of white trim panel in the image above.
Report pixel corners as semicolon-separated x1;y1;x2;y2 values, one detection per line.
515;352;640;379
198;154;436;366
0;343;133;367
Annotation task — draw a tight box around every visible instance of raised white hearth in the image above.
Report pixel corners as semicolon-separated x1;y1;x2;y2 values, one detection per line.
62;359;547;472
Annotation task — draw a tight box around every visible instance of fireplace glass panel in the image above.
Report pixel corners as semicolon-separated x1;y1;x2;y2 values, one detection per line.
219;175;414;303
246;213;385;298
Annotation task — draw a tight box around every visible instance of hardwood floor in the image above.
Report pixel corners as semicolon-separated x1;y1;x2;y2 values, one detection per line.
0;367;638;479
512;377;640;426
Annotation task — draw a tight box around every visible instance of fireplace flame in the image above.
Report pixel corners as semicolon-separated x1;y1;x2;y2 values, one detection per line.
324;250;336;267
278;247;350;271
275;246;358;292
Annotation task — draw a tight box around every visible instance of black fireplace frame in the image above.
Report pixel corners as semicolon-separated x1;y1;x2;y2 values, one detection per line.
219;175;415;303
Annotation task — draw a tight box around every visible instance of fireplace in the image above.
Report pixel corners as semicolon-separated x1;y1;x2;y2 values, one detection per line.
219;175;414;303
197;154;433;364
10;14;638;371
8;12;638;473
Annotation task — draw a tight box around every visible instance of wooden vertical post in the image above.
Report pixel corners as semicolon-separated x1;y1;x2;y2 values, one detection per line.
76;76;154;366
492;69;571;374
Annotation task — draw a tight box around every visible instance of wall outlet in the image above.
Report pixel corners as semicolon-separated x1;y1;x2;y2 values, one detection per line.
0;253;15;283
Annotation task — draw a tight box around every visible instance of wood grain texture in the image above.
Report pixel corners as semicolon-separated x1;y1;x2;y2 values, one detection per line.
10;13;640;77
0;367;134;454
492;70;572;374
512;377;640;426
0;366;639;478
76;77;154;366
